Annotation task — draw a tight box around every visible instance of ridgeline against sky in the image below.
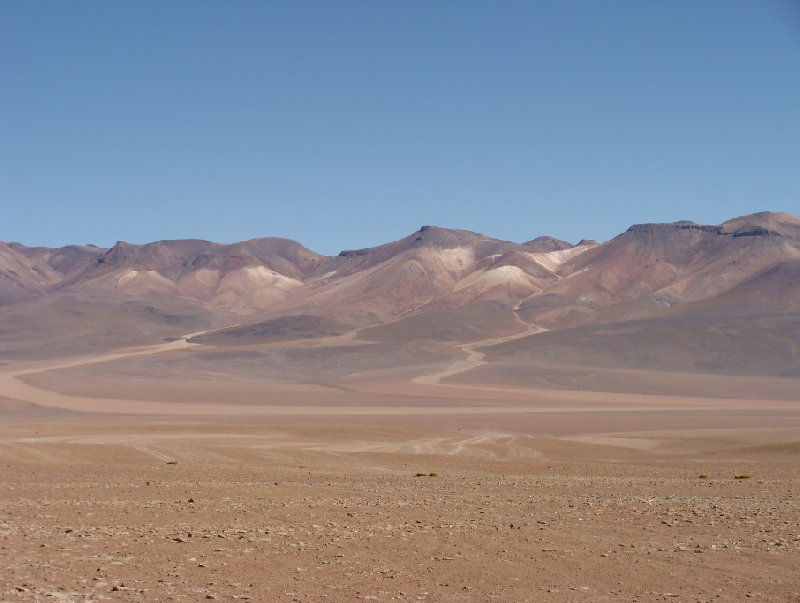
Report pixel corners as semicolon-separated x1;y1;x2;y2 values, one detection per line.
1;1;799;252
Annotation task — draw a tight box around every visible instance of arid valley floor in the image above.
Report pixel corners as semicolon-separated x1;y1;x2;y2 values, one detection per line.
2;328;799;602
2;213;800;600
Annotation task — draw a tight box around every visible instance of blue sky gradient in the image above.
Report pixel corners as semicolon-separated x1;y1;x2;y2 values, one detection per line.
2;1;799;253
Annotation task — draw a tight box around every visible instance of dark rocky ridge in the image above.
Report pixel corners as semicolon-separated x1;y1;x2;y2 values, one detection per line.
626;220;782;238
627;222;728;235
733;226;781;238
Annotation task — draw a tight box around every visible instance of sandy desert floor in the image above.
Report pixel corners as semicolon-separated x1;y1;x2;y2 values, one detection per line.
1;333;799;601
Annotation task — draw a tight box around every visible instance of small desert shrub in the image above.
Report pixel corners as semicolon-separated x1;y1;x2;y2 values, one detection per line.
734;474;751;480
698;474;708;479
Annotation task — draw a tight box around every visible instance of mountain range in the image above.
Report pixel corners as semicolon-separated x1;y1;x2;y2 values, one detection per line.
1;211;799;378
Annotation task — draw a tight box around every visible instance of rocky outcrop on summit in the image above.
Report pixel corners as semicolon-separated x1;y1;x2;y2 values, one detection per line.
627;221;726;235
732;226;780;238
523;236;573;253
625;216;792;239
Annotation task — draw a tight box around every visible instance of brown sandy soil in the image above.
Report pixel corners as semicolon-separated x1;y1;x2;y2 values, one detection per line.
1;332;799;601
1;421;800;602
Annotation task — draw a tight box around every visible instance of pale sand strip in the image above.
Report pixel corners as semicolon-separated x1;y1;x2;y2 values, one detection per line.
1;327;798;416
412;323;547;386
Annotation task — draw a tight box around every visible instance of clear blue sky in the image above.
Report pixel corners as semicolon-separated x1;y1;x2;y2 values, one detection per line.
2;1;799;254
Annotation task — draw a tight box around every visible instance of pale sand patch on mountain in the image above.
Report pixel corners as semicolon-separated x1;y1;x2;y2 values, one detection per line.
177;267;220;299
453;264;533;292
207;266;303;313
116;269;176;291
431;246;475;272
526;242;595;272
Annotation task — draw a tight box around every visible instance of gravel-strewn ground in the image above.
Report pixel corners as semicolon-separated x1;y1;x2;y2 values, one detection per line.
1;423;798;602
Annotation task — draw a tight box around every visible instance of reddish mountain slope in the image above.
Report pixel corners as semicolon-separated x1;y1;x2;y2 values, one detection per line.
516;212;800;329
0;212;797;355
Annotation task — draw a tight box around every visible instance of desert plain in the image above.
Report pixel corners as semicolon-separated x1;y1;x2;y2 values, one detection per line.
2;325;799;603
